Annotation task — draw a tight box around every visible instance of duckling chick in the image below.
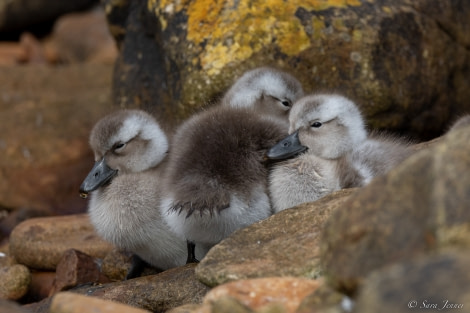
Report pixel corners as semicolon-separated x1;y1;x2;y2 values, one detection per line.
222;67;304;129
447;114;470;133
79;109;207;278
267;94;412;212
160;105;287;262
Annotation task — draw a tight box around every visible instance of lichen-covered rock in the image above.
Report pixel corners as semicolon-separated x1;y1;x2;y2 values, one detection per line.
354;250;470;313
196;189;355;287
106;0;470;140
0;264;31;300
321;124;470;294
9;214;114;270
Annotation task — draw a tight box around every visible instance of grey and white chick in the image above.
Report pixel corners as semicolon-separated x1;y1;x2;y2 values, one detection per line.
446;114;470;133
222;67;304;129
267;94;413;212
79;109;207;278
160;105;287;262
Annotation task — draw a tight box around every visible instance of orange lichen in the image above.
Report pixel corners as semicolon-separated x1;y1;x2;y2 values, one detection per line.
148;0;363;75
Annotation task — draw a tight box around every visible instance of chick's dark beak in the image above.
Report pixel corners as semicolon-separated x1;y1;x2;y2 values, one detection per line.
266;130;308;160
79;158;118;197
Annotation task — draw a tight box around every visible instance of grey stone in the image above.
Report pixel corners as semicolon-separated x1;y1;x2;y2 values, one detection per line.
196;189;355;287
354;250;470;313
321;125;470;294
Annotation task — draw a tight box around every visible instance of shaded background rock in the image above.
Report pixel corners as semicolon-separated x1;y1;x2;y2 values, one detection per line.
196;189;355;287
0;63;114;241
321;124;470;295
21;8;119;64
106;0;470;139
354;250;470;313
0;0;98;35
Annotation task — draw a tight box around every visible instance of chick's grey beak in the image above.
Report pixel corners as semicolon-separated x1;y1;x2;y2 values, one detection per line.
266;130;308;160
79;158;118;196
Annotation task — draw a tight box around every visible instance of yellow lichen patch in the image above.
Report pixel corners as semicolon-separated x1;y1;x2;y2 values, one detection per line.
151;0;364;75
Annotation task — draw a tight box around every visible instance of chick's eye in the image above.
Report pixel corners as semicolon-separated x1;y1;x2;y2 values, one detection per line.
281;100;291;108
113;142;126;151
311;121;322;128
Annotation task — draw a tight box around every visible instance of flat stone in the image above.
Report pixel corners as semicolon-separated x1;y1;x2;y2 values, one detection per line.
9;214;114;270
321;125;470;294
203;277;322;313
196;189;355;287
0;264;31;300
50;249;110;295
354;250;470;313
50;291;151;313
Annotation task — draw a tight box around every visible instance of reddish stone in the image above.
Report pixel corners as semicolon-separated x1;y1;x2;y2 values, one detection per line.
50;249;111;295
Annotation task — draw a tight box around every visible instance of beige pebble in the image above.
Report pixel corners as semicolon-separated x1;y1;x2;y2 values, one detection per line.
50;292;151;313
0;264;31;300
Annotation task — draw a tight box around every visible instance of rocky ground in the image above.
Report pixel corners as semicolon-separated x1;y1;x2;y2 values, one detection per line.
1;124;469;313
1;0;469;312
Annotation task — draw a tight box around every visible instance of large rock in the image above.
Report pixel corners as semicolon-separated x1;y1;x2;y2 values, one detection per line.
106;0;470;139
321;124;470;294
0;63;114;220
354;250;470;313
9;214;114;270
196;189;355;287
